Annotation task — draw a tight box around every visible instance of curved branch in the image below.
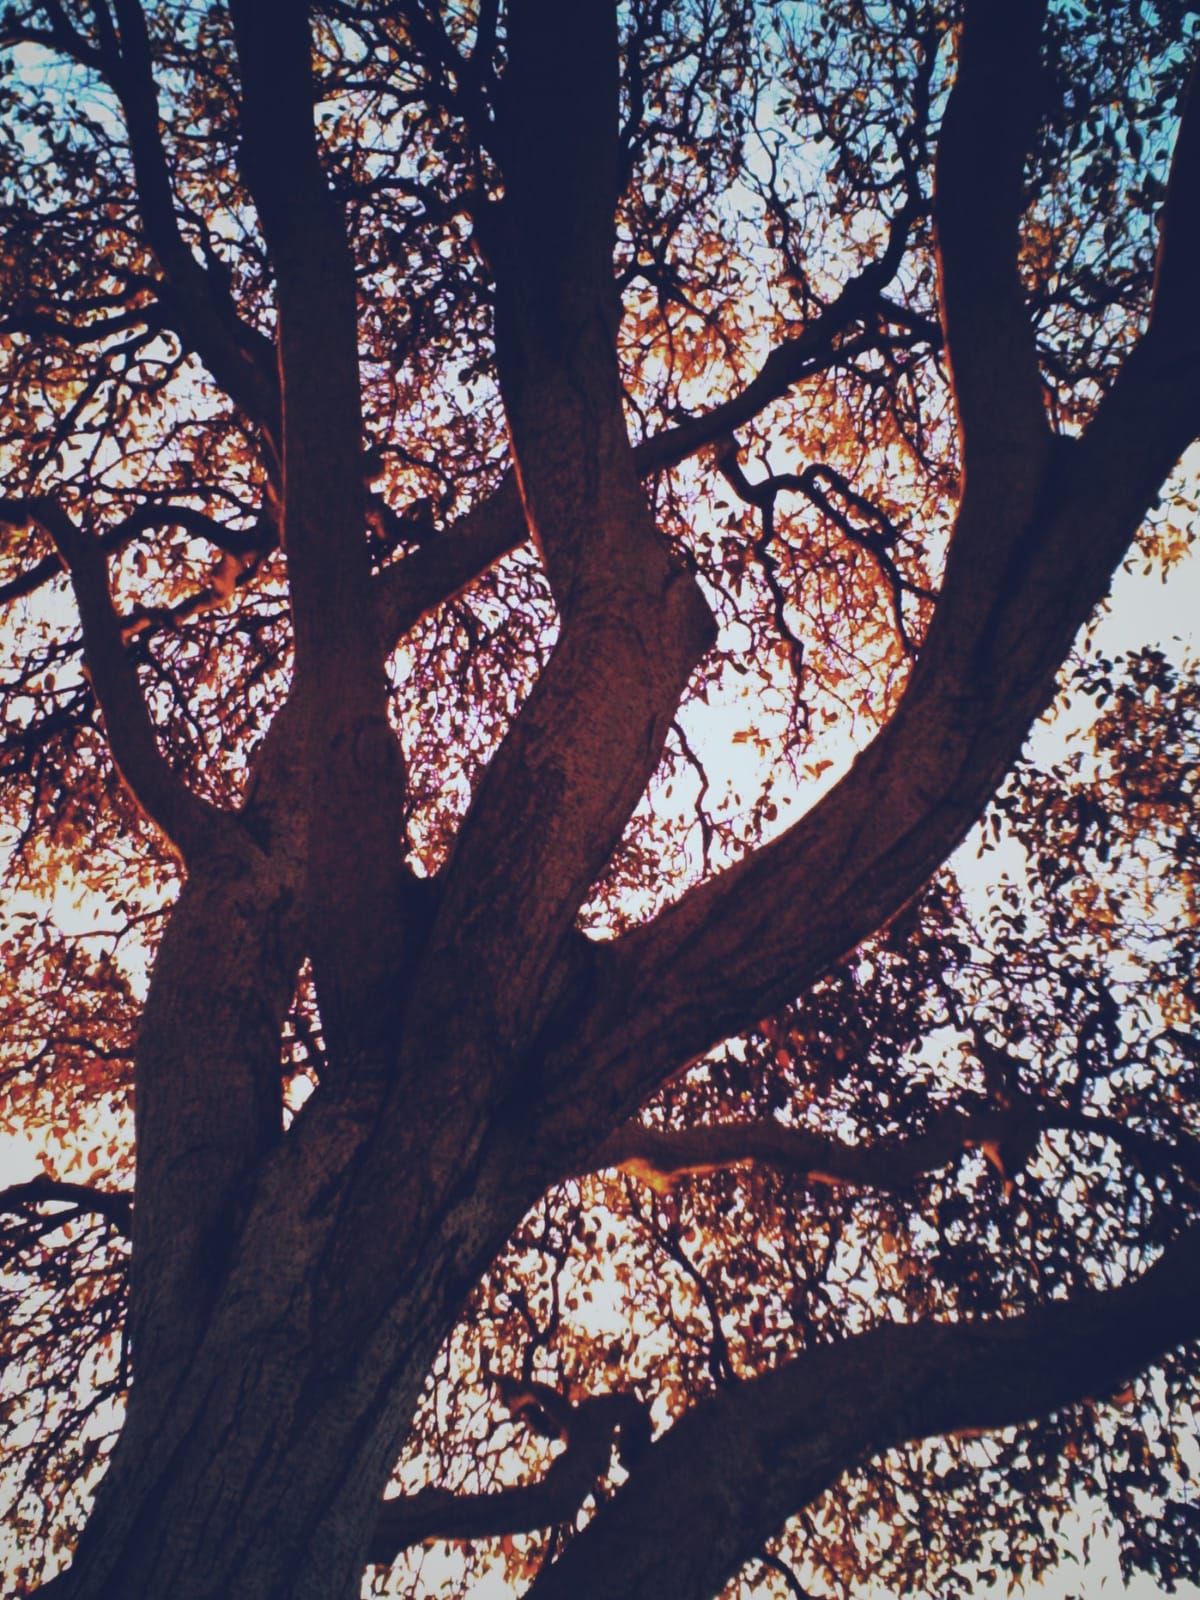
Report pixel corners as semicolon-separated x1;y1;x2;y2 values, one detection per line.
368;1387;649;1565
0;497;222;861
533;11;1200;1177
95;0;281;446
0;500;275;611
636;218;938;478
522;1227;1200;1600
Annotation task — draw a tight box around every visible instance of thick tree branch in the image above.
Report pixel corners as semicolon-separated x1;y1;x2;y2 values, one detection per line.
228;0;375;695
310;0;714;1343
401;0;713;1053
0;497;221;861
368;1386;649;1564
123;855;311;1415
933;0;1051;497
532;8;1200;1173
229;0;411;1065
0;1176;132;1237
522;1227;1200;1600
587;1102;1200;1196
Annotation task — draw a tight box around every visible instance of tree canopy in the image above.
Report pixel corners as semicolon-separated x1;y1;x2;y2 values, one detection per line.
0;1;1198;1597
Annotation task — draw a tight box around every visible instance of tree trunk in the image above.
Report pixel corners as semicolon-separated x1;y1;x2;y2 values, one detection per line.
55;1109;543;1600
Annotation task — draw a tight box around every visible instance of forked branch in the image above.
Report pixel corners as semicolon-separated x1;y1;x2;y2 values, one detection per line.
98;0;281;445
533;2;1200;1166
369;1384;649;1565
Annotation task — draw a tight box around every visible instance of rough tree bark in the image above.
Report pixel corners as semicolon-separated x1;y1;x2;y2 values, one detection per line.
9;0;1199;1597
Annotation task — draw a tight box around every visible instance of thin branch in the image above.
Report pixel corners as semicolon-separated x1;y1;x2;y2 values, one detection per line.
1071;58;1200;521
0;497;222;860
95;0;281;446
758;1552;817;1600
0;499;275;611
635;209;938;477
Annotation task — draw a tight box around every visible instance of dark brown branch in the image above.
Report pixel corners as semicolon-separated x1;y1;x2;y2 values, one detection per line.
591;1112;989;1192
0;1176;132;1237
368;1388;649;1565
229;0;375;692
586;1102;1200;1196
228;0;411;1078
309;0;715;1342
96;0;281;446
533;3;1200;1178
933;0;1051;496
0;497;221;860
522;1227;1200;1600
407;0;711;1044
0;500;275;611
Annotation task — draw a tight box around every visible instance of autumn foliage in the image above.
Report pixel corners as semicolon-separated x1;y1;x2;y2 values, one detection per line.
0;2;1198;1598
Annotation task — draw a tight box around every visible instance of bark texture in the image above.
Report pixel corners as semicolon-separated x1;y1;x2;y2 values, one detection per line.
8;2;1198;1598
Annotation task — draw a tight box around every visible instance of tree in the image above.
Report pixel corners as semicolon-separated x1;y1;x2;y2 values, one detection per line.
0;0;1198;1595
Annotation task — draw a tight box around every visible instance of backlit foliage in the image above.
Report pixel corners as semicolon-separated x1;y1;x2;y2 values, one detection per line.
0;2;1197;1596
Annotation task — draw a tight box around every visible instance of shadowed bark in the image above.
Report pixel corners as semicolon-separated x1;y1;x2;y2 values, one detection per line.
2;2;1197;1598
518;1227;1200;1600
